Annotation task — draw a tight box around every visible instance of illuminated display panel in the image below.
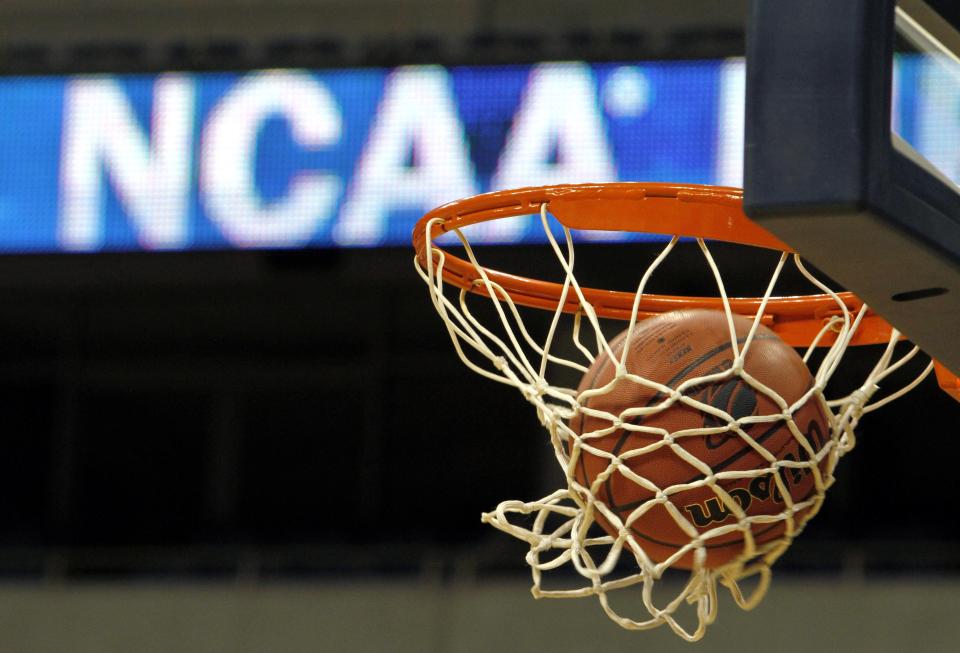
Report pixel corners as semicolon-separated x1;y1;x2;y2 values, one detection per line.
0;57;951;253
893;10;960;192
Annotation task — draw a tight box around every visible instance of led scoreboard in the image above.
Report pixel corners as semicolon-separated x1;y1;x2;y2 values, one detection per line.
0;58;953;253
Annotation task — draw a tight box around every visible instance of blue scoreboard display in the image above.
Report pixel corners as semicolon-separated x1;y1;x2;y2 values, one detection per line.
0;58;951;253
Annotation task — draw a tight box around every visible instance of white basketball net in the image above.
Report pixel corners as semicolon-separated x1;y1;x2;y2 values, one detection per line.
414;201;933;641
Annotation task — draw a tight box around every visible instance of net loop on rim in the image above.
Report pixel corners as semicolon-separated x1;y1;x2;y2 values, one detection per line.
412;182;960;642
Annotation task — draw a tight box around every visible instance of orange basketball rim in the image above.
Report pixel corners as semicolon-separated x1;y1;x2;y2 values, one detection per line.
412;182;960;401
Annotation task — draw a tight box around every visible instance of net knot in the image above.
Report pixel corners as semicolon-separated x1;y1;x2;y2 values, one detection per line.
522;380;549;402
685;568;713;605
848;384;880;417
850;389;867;406
536;405;556;430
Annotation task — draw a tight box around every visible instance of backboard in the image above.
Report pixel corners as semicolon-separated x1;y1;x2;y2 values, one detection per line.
744;0;960;376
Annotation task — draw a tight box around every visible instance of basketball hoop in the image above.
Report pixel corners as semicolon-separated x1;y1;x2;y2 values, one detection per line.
412;182;960;641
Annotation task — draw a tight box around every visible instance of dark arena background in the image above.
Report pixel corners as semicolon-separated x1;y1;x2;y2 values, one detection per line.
1;1;959;651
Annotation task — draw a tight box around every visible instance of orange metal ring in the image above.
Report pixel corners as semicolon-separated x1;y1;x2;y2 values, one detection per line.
413;182;960;402
413;182;899;348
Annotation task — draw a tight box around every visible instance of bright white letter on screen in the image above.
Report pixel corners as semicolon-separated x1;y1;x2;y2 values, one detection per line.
489;62;616;241
334;67;477;246
715;58;745;188
201;71;343;247
59;75;194;250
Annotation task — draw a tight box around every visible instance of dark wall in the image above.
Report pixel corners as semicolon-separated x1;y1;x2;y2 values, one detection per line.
0;244;956;578
0;248;546;576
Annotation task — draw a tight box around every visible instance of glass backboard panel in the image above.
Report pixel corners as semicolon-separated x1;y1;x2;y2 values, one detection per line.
893;1;960;191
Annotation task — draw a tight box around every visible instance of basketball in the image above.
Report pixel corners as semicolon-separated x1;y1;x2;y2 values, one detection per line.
569;309;831;569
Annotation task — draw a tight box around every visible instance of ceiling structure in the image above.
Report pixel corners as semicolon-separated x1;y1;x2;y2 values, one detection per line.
0;0;750;72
